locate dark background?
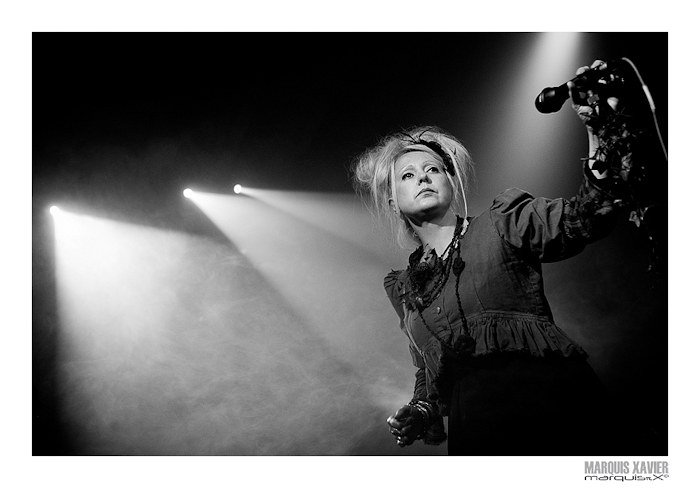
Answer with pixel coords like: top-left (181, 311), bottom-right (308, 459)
top-left (33, 33), bottom-right (667, 455)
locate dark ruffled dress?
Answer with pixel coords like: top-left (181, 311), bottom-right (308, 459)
top-left (384, 178), bottom-right (626, 455)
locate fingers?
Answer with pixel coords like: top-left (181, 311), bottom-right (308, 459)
top-left (387, 419), bottom-right (411, 446)
top-left (568, 80), bottom-right (594, 125)
top-left (390, 426), bottom-right (412, 442)
top-left (569, 60), bottom-right (610, 125)
top-left (387, 411), bottom-right (417, 447)
top-left (575, 65), bottom-right (590, 76)
top-left (567, 79), bottom-right (588, 107)
top-left (576, 60), bottom-right (605, 75)
top-left (568, 64), bottom-right (590, 107)
top-left (569, 59), bottom-right (607, 97)
top-left (393, 428), bottom-right (415, 447)
top-left (386, 406), bottom-right (413, 427)
top-left (397, 437), bottom-right (414, 447)
top-left (590, 59), bottom-right (605, 70)
top-left (393, 404), bottom-right (413, 420)
top-left (387, 414), bottom-right (413, 429)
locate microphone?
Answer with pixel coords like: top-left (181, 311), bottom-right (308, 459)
top-left (535, 60), bottom-right (619, 114)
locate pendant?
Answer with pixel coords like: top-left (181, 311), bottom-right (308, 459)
top-left (453, 334), bottom-right (476, 356)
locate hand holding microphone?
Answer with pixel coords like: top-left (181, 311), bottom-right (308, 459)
top-left (558, 60), bottom-right (626, 181)
top-left (535, 59), bottom-right (621, 114)
top-left (568, 60), bottom-right (621, 129)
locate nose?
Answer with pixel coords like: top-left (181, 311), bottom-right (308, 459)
top-left (417, 170), bottom-right (431, 184)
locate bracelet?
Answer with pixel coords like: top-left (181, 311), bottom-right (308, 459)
top-left (407, 399), bottom-right (438, 438)
top-left (408, 399), bottom-right (438, 421)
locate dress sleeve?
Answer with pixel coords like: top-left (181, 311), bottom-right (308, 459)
top-left (490, 174), bottom-right (618, 263)
top-left (412, 367), bottom-right (428, 400)
top-left (413, 368), bottom-right (448, 444)
top-left (384, 270), bottom-right (426, 369)
top-left (385, 269), bottom-right (447, 444)
top-left (383, 270), bottom-right (405, 321)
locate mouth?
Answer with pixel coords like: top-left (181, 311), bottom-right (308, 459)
top-left (416, 188), bottom-right (436, 197)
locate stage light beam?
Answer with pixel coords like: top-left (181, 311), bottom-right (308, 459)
top-left (233, 184), bottom-right (243, 194)
top-left (50, 207), bottom-right (397, 455)
top-left (183, 188), bottom-right (194, 199)
top-left (50, 205), bottom-right (60, 216)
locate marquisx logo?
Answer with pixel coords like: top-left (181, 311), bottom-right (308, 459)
top-left (584, 461), bottom-right (670, 481)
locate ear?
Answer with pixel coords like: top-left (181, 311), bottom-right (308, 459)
top-left (388, 198), bottom-right (400, 215)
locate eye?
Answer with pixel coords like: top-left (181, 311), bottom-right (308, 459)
top-left (427, 166), bottom-right (440, 173)
top-left (401, 172), bottom-right (414, 180)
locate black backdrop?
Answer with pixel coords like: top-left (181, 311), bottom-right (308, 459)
top-left (33, 32), bottom-right (668, 455)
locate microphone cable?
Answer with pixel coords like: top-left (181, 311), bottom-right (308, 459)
top-left (618, 57), bottom-right (668, 162)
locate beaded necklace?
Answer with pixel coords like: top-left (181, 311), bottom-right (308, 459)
top-left (406, 216), bottom-right (464, 308)
top-left (405, 216), bottom-right (476, 357)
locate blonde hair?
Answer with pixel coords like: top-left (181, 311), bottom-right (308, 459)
top-left (352, 126), bottom-right (475, 249)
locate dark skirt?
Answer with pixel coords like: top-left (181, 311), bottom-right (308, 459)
top-left (441, 352), bottom-right (631, 456)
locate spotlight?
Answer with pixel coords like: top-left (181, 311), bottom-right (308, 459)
top-left (183, 188), bottom-right (193, 199)
top-left (233, 184), bottom-right (243, 194)
top-left (50, 205), bottom-right (60, 216)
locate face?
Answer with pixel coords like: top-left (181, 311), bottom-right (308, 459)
top-left (393, 151), bottom-right (453, 222)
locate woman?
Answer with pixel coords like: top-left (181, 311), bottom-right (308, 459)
top-left (352, 61), bottom-right (630, 455)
